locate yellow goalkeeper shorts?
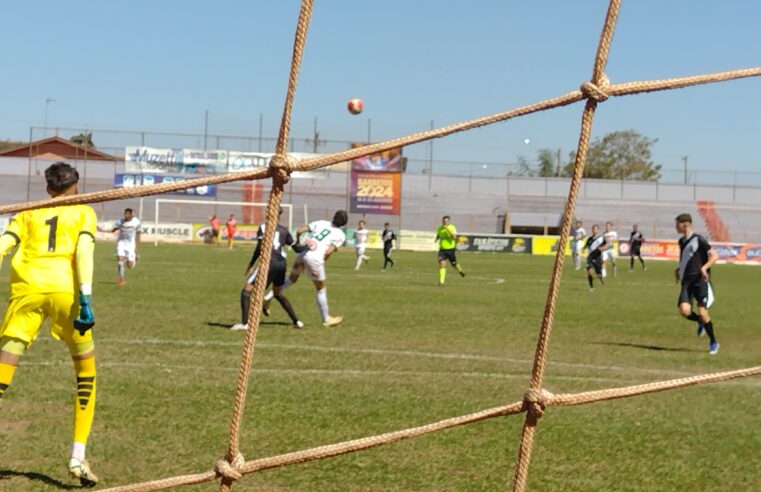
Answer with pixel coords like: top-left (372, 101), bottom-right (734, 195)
top-left (1, 293), bottom-right (93, 352)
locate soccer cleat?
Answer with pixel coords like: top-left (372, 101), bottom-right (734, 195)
top-left (262, 299), bottom-right (271, 317)
top-left (230, 323), bottom-right (248, 331)
top-left (69, 458), bottom-right (99, 487)
top-left (697, 322), bottom-right (705, 337)
top-left (293, 320), bottom-right (305, 329)
top-left (459, 270), bottom-right (465, 277)
top-left (116, 278), bottom-right (125, 286)
top-left (709, 341), bottom-right (719, 355)
top-left (322, 316), bottom-right (343, 328)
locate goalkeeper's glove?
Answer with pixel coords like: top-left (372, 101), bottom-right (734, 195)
top-left (74, 293), bottom-right (95, 335)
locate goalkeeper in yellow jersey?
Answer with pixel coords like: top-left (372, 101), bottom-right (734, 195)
top-left (0, 162), bottom-right (99, 486)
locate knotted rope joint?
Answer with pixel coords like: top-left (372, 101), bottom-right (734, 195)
top-left (214, 453), bottom-right (245, 481)
top-left (580, 74), bottom-right (610, 102)
top-left (269, 154), bottom-right (293, 186)
top-left (522, 388), bottom-right (554, 419)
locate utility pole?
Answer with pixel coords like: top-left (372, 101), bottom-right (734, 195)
top-left (203, 110), bottom-right (209, 150)
top-left (556, 148), bottom-right (562, 177)
top-left (682, 155), bottom-right (688, 184)
top-left (312, 116), bottom-right (320, 153)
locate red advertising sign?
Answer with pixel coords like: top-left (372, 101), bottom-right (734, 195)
top-left (618, 240), bottom-right (761, 263)
top-left (350, 172), bottom-right (401, 215)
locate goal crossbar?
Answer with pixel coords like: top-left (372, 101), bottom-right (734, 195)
top-left (153, 199), bottom-right (293, 246)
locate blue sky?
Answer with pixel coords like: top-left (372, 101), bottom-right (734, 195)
top-left (1, 1), bottom-right (759, 181)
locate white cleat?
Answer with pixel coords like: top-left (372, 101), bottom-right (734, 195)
top-left (293, 320), bottom-right (305, 329)
top-left (322, 316), bottom-right (343, 328)
top-left (230, 323), bottom-right (248, 331)
top-left (69, 458), bottom-right (99, 487)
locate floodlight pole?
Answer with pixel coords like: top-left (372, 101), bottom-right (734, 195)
top-left (682, 155), bottom-right (688, 184)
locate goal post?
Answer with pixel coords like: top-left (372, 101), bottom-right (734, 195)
top-left (153, 199), bottom-right (293, 246)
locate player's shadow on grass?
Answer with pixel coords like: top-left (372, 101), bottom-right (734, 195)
top-left (0, 469), bottom-right (80, 490)
top-left (206, 321), bottom-right (292, 330)
top-left (593, 342), bottom-right (703, 353)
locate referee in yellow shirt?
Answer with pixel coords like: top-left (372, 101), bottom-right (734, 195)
top-left (435, 215), bottom-right (465, 285)
top-left (0, 162), bottom-right (99, 486)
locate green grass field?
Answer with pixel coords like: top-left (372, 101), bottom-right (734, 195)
top-left (1, 243), bottom-right (760, 491)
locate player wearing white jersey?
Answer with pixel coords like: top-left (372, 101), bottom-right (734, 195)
top-left (274, 210), bottom-right (348, 327)
top-left (353, 220), bottom-right (370, 270)
top-left (570, 220), bottom-right (586, 270)
top-left (601, 222), bottom-right (617, 278)
top-left (99, 208), bottom-right (141, 285)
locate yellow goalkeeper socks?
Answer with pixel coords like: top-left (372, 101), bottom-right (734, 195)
top-left (73, 356), bottom-right (96, 445)
top-left (0, 361), bottom-right (17, 399)
top-left (439, 267), bottom-right (446, 285)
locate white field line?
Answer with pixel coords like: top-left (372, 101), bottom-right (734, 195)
top-left (86, 337), bottom-right (733, 378)
top-left (21, 359), bottom-right (627, 384)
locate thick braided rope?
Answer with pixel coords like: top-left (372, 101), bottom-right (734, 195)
top-left (512, 1), bottom-right (622, 491)
top-left (98, 365), bottom-right (761, 492)
top-left (1, 67), bottom-right (760, 215)
top-left (218, 2), bottom-right (311, 491)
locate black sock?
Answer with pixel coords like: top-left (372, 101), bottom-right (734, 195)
top-left (640, 257), bottom-right (646, 268)
top-left (240, 290), bottom-right (251, 324)
top-left (703, 320), bottom-right (717, 343)
top-left (588, 275), bottom-right (593, 288)
top-left (274, 294), bottom-right (299, 324)
top-left (630, 257), bottom-right (634, 269)
top-left (598, 275), bottom-right (604, 285)
top-left (687, 312), bottom-right (700, 322)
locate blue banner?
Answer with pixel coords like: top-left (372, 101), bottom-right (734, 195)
top-left (114, 173), bottom-right (217, 197)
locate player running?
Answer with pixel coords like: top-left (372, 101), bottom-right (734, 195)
top-left (99, 208), bottom-right (141, 285)
top-left (435, 215), bottom-right (465, 285)
top-left (381, 222), bottom-right (396, 271)
top-left (628, 224), bottom-right (646, 271)
top-left (675, 213), bottom-right (720, 354)
top-left (583, 224), bottom-right (607, 291)
top-left (233, 208), bottom-right (303, 330)
top-left (353, 220), bottom-right (370, 270)
top-left (601, 221), bottom-right (618, 278)
top-left (273, 210), bottom-right (347, 327)
top-left (226, 214), bottom-right (237, 250)
top-left (0, 162), bottom-right (100, 486)
top-left (570, 220), bottom-right (586, 270)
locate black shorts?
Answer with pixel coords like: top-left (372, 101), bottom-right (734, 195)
top-left (438, 249), bottom-right (457, 264)
top-left (630, 245), bottom-right (641, 256)
top-left (586, 256), bottom-right (603, 274)
top-left (268, 261), bottom-right (287, 287)
top-left (678, 280), bottom-right (714, 308)
top-left (384, 243), bottom-right (393, 256)
top-left (248, 260), bottom-right (287, 288)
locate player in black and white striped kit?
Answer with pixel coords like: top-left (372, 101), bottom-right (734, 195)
top-left (583, 224), bottom-right (607, 291)
top-left (628, 224), bottom-right (646, 271)
top-left (381, 222), bottom-right (396, 271)
top-left (232, 208), bottom-right (303, 330)
top-left (675, 213), bottom-right (720, 354)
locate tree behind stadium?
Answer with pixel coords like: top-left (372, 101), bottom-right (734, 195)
top-left (563, 130), bottom-right (662, 181)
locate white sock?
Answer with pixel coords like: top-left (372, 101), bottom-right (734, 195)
top-left (264, 290), bottom-right (274, 301)
top-left (602, 267), bottom-right (607, 278)
top-left (355, 256), bottom-right (363, 269)
top-left (117, 261), bottom-right (125, 279)
top-left (316, 288), bottom-right (329, 321)
top-left (71, 441), bottom-right (86, 462)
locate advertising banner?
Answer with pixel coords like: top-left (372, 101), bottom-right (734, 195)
top-left (350, 143), bottom-right (404, 173)
top-left (344, 227), bottom-right (383, 249)
top-left (114, 173), bottom-right (217, 197)
top-left (455, 234), bottom-right (532, 253)
top-left (192, 223), bottom-right (260, 242)
top-left (95, 221), bottom-right (193, 243)
top-left (227, 151), bottom-right (326, 179)
top-left (618, 240), bottom-right (761, 263)
top-left (532, 236), bottom-right (572, 256)
top-left (350, 172), bottom-right (401, 215)
top-left (125, 147), bottom-right (228, 174)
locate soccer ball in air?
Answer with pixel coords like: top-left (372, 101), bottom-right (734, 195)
top-left (347, 98), bottom-right (363, 115)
